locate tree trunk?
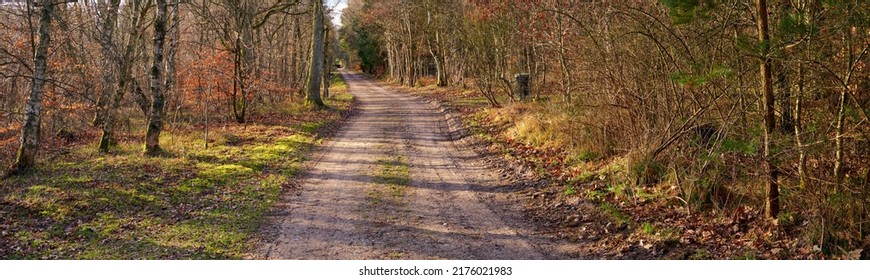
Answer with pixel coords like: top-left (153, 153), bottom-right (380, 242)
top-left (834, 89), bottom-right (847, 188)
top-left (306, 0), bottom-right (325, 107)
top-left (756, 0), bottom-right (779, 219)
top-left (298, 15), bottom-right (311, 97)
top-left (96, 0), bottom-right (121, 151)
top-left (145, 0), bottom-right (168, 156)
top-left (404, 12), bottom-right (415, 87)
top-left (425, 10), bottom-right (447, 87)
top-left (232, 37), bottom-right (248, 123)
top-left (234, 1), bottom-right (254, 123)
top-left (132, 78), bottom-right (150, 117)
top-left (777, 61), bottom-right (794, 133)
top-left (834, 26), bottom-right (856, 189)
top-left (795, 62), bottom-right (807, 189)
top-left (387, 37), bottom-right (398, 80)
top-left (433, 50), bottom-right (446, 87)
top-left (8, 0), bottom-right (54, 175)
top-left (99, 0), bottom-right (144, 153)
top-left (556, 14), bottom-right (573, 104)
top-left (322, 23), bottom-right (331, 99)
top-left (164, 0), bottom-right (180, 115)
top-left (795, 0), bottom-right (812, 190)
top-left (289, 16), bottom-right (301, 88)
top-left (93, 0), bottom-right (121, 127)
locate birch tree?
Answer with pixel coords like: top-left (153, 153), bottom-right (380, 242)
top-left (144, 0), bottom-right (169, 155)
top-left (6, 0), bottom-right (60, 176)
top-left (98, 0), bottom-right (148, 153)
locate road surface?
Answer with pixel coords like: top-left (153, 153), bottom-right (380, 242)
top-left (257, 72), bottom-right (572, 259)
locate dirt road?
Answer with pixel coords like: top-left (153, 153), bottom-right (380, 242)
top-left (256, 72), bottom-right (572, 259)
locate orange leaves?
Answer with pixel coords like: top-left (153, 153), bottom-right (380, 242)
top-left (466, 0), bottom-right (512, 23)
top-left (179, 49), bottom-right (233, 99)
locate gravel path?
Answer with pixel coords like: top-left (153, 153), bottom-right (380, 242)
top-left (256, 72), bottom-right (571, 259)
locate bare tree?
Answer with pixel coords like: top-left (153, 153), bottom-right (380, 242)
top-left (98, 0), bottom-right (149, 153)
top-left (92, 0), bottom-right (120, 127)
top-left (144, 0), bottom-right (169, 155)
top-left (306, 0), bottom-right (325, 107)
top-left (756, 0), bottom-right (779, 219)
top-left (6, 0), bottom-right (60, 176)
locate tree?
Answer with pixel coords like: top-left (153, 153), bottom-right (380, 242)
top-left (306, 0), bottom-right (325, 107)
top-left (189, 0), bottom-right (302, 122)
top-left (322, 18), bottom-right (332, 99)
top-left (164, 0), bottom-right (181, 116)
top-left (756, 0), bottom-right (779, 219)
top-left (92, 0), bottom-right (120, 127)
top-left (144, 0), bottom-right (169, 155)
top-left (423, 0), bottom-right (449, 87)
top-left (6, 0), bottom-right (60, 176)
top-left (98, 0), bottom-right (148, 153)
top-left (95, 0), bottom-right (121, 151)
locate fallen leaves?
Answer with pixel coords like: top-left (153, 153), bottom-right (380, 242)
top-left (398, 82), bottom-right (838, 260)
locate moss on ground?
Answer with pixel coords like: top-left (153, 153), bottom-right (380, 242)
top-left (0, 80), bottom-right (354, 259)
top-left (366, 155), bottom-right (410, 207)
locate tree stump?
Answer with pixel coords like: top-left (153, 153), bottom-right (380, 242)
top-left (515, 73), bottom-right (530, 101)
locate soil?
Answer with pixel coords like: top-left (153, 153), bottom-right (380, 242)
top-left (254, 72), bottom-right (579, 259)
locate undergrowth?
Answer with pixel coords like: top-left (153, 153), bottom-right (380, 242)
top-left (0, 76), bottom-right (354, 259)
top-left (395, 77), bottom-right (868, 260)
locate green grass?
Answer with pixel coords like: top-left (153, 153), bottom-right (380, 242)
top-left (1, 95), bottom-right (354, 259)
top-left (690, 248), bottom-right (712, 260)
top-left (374, 156), bottom-right (410, 199)
top-left (599, 202), bottom-right (631, 228)
top-left (639, 222), bottom-right (679, 245)
top-left (367, 155), bottom-right (410, 207)
top-left (720, 137), bottom-right (758, 156)
top-left (564, 185), bottom-right (577, 196)
top-left (454, 96), bottom-right (489, 106)
top-left (329, 72), bottom-right (348, 89)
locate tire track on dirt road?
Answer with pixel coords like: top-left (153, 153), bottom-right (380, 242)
top-left (256, 72), bottom-right (574, 259)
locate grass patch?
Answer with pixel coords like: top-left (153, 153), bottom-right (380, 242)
top-left (1, 96), bottom-right (353, 259)
top-left (374, 156), bottom-right (411, 188)
top-left (373, 156), bottom-right (410, 199)
top-left (599, 202), bottom-right (631, 228)
top-left (564, 185), bottom-right (577, 196)
top-left (690, 248), bottom-right (712, 260)
top-left (454, 96), bottom-right (489, 106)
top-left (639, 222), bottom-right (680, 245)
top-left (367, 155), bottom-right (410, 207)
top-left (329, 72), bottom-right (348, 89)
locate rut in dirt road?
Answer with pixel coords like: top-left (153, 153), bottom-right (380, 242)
top-left (257, 72), bottom-right (571, 259)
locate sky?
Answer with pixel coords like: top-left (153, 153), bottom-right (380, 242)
top-left (326, 0), bottom-right (348, 27)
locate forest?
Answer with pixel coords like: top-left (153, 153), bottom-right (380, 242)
top-left (1, 0), bottom-right (347, 258)
top-left (0, 0), bottom-right (868, 260)
top-left (338, 0), bottom-right (868, 258)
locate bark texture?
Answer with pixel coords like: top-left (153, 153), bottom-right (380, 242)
top-left (756, 0), bottom-right (779, 219)
top-left (145, 0), bottom-right (169, 155)
top-left (8, 0), bottom-right (54, 175)
top-left (92, 0), bottom-right (121, 127)
top-left (306, 0), bottom-right (325, 107)
top-left (99, 0), bottom-right (145, 153)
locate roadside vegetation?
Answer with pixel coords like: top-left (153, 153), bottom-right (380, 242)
top-left (1, 0), bottom-right (349, 259)
top-left (341, 0), bottom-right (868, 259)
top-left (389, 77), bottom-right (864, 260)
top-left (0, 75), bottom-right (353, 259)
